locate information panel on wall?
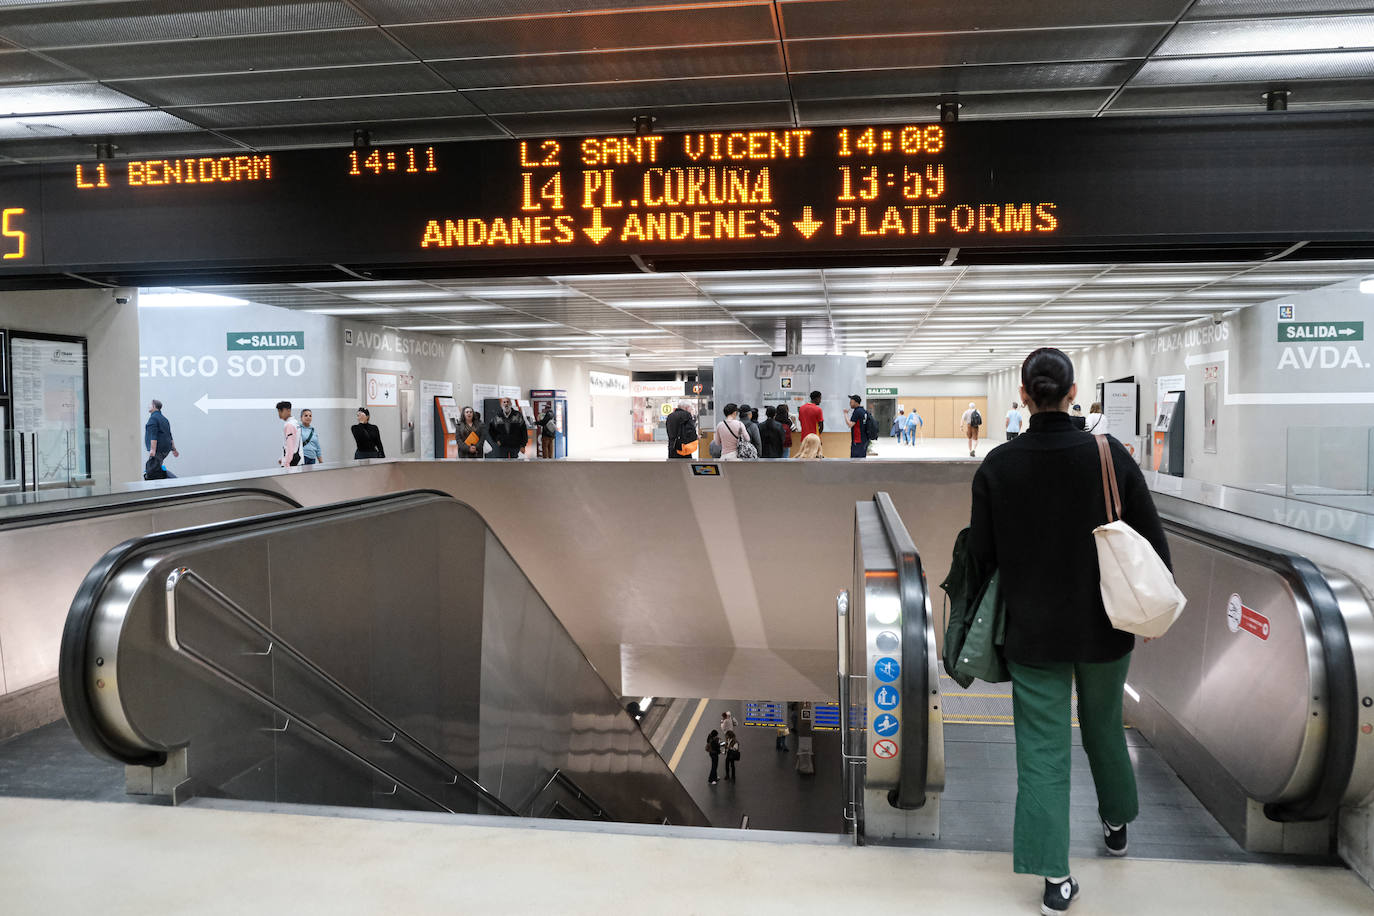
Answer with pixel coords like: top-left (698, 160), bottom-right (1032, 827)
top-left (0, 113), bottom-right (1371, 279)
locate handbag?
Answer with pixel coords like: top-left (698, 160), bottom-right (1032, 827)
top-left (709, 436), bottom-right (722, 459)
top-left (732, 421), bottom-right (759, 460)
top-left (1094, 435), bottom-right (1187, 638)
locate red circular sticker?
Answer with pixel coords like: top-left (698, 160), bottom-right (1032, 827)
top-left (873, 739), bottom-right (899, 759)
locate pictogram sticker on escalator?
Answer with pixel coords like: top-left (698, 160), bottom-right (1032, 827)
top-left (873, 739), bottom-right (898, 759)
top-left (1226, 593), bottom-right (1270, 641)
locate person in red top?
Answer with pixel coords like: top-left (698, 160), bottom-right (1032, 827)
top-left (798, 390), bottom-right (824, 442)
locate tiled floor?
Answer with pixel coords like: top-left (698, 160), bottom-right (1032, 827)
top-left (3, 794), bottom-right (1371, 915)
top-left (0, 720), bottom-right (129, 804)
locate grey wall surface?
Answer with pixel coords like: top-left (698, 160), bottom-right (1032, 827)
top-left (864, 375), bottom-right (989, 397)
top-left (989, 280), bottom-right (1374, 491)
top-left (0, 287), bottom-right (140, 485)
top-left (138, 300), bottom-right (632, 479)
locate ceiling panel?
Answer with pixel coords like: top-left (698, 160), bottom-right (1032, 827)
top-left (357, 0), bottom-right (722, 21)
top-left (0, 48), bottom-right (80, 85)
top-left (1158, 14), bottom-right (1374, 56)
top-left (798, 89), bottom-right (1113, 123)
top-left (42, 29), bottom-right (413, 80)
top-left (786, 26), bottom-right (1166, 73)
top-left (778, 0), bottom-right (1191, 40)
top-left (1184, 1), bottom-right (1374, 20)
top-left (220, 116), bottom-right (502, 150)
top-left (791, 61), bottom-right (1136, 100)
top-left (468, 74), bottom-right (790, 114)
top-left (492, 100), bottom-right (793, 136)
top-left (0, 107), bottom-right (200, 139)
top-left (429, 43), bottom-right (783, 90)
top-left (1132, 49), bottom-right (1374, 84)
top-left (1108, 79), bottom-right (1374, 113)
top-left (172, 91), bottom-right (479, 129)
top-left (0, 1), bottom-right (371, 49)
top-left (0, 128), bottom-right (241, 163)
top-left (389, 5), bottom-right (778, 59)
top-left (112, 63), bottom-right (453, 108)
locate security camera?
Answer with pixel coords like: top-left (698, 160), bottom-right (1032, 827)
top-left (115, 296), bottom-right (129, 305)
top-left (1212, 314), bottom-right (1223, 326)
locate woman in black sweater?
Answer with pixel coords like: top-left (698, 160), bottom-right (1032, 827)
top-left (350, 407), bottom-right (385, 460)
top-left (967, 348), bottom-right (1170, 915)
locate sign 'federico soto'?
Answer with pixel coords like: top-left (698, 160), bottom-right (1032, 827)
top-left (0, 113), bottom-right (1370, 278)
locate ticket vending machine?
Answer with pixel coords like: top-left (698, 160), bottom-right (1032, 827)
top-left (529, 389), bottom-right (568, 459)
top-left (433, 395), bottom-right (460, 458)
top-left (1154, 390), bottom-right (1185, 477)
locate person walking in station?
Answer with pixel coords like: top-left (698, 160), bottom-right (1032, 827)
top-left (350, 407), bottom-right (385, 460)
top-left (705, 729), bottom-right (721, 786)
top-left (798, 390), bottom-right (824, 441)
top-left (967, 347), bottom-right (1171, 915)
top-left (760, 405), bottom-right (785, 458)
top-left (276, 400), bottom-right (301, 467)
top-left (713, 405), bottom-right (753, 460)
top-left (961, 401), bottom-right (983, 456)
top-left (143, 399), bottom-right (179, 480)
top-left (665, 399), bottom-right (697, 460)
top-left (775, 403), bottom-right (798, 457)
top-left (456, 406), bottom-right (484, 459)
top-left (1005, 401), bottom-right (1024, 441)
top-left (299, 408), bottom-right (322, 465)
top-left (487, 396), bottom-right (528, 459)
top-left (1085, 402), bottom-right (1105, 434)
top-left (719, 710), bottom-right (738, 736)
top-left (723, 730), bottom-right (740, 782)
top-left (795, 433), bottom-right (824, 459)
top-left (845, 394), bottom-right (872, 459)
top-left (905, 407), bottom-right (921, 446)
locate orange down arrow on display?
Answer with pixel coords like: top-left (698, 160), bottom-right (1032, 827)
top-left (794, 206), bottom-right (823, 239)
top-left (583, 208), bottom-right (613, 244)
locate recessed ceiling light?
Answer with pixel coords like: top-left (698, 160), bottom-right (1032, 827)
top-left (138, 290), bottom-right (247, 308)
top-left (717, 297), bottom-right (825, 307)
top-left (731, 309), bottom-right (827, 317)
top-left (609, 299), bottom-right (712, 309)
top-left (399, 304), bottom-right (497, 313)
top-left (452, 288), bottom-right (575, 298)
top-left (307, 307), bottom-right (399, 315)
top-left (654, 319), bottom-right (739, 326)
top-left (341, 289), bottom-right (456, 301)
top-left (474, 322), bottom-right (556, 329)
top-left (395, 324), bottom-right (468, 331)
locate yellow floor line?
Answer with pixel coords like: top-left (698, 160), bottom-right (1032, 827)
top-left (668, 698), bottom-right (710, 773)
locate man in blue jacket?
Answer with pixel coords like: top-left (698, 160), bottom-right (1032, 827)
top-left (144, 399), bottom-right (179, 479)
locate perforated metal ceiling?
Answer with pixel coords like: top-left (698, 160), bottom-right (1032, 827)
top-left (182, 258), bottom-right (1374, 375)
top-left (0, 0), bottom-right (1370, 162)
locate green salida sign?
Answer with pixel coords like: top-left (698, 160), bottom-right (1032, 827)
top-left (227, 331), bottom-right (305, 351)
top-left (866, 387), bottom-right (899, 397)
top-left (1277, 321), bottom-right (1362, 342)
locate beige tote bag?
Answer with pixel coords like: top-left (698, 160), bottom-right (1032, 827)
top-left (1094, 436), bottom-right (1187, 638)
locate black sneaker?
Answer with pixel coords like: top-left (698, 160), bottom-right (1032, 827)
top-left (1102, 818), bottom-right (1128, 856)
top-left (1041, 877), bottom-right (1079, 915)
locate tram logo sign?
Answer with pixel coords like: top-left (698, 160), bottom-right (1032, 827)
top-left (754, 361), bottom-right (816, 380)
top-left (227, 331), bottom-right (304, 351)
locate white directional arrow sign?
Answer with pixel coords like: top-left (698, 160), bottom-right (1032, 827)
top-left (194, 394), bottom-right (359, 414)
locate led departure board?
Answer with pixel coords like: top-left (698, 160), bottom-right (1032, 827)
top-left (0, 113), bottom-right (1371, 281)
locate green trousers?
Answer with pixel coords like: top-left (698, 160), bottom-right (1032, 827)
top-left (1008, 653), bottom-right (1138, 877)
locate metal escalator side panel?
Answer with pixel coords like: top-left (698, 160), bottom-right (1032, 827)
top-left (1139, 519), bottom-right (1359, 822)
top-left (1325, 569), bottom-right (1374, 808)
top-left (923, 580), bottom-right (946, 795)
top-left (1265, 555), bottom-right (1359, 823)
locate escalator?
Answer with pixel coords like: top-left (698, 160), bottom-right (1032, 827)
top-left (0, 486), bottom-right (302, 733)
top-left (58, 490), bottom-right (708, 827)
top-left (840, 490), bottom-right (1374, 858)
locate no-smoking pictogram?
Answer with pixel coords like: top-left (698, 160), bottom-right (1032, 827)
top-left (873, 739), bottom-right (899, 759)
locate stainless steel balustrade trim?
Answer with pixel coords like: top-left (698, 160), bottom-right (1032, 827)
top-left (528, 769), bottom-right (611, 821)
top-left (165, 566), bottom-right (517, 817)
top-left (0, 486), bottom-right (301, 530)
top-left (837, 589), bottom-right (865, 845)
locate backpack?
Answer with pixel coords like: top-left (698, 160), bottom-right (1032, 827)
top-left (863, 409), bottom-right (879, 441)
top-left (969, 409), bottom-right (982, 428)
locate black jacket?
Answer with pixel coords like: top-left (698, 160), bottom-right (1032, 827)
top-left (488, 409), bottom-right (527, 450)
top-left (664, 407), bottom-right (697, 459)
top-left (759, 418), bottom-right (785, 458)
top-left (967, 411), bottom-right (1171, 664)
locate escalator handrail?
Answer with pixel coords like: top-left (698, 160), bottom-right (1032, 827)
top-left (59, 490), bottom-right (451, 769)
top-left (872, 491), bottom-right (930, 809)
top-left (166, 566), bottom-right (518, 817)
top-left (1159, 516), bottom-right (1358, 822)
top-left (0, 486), bottom-right (302, 531)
